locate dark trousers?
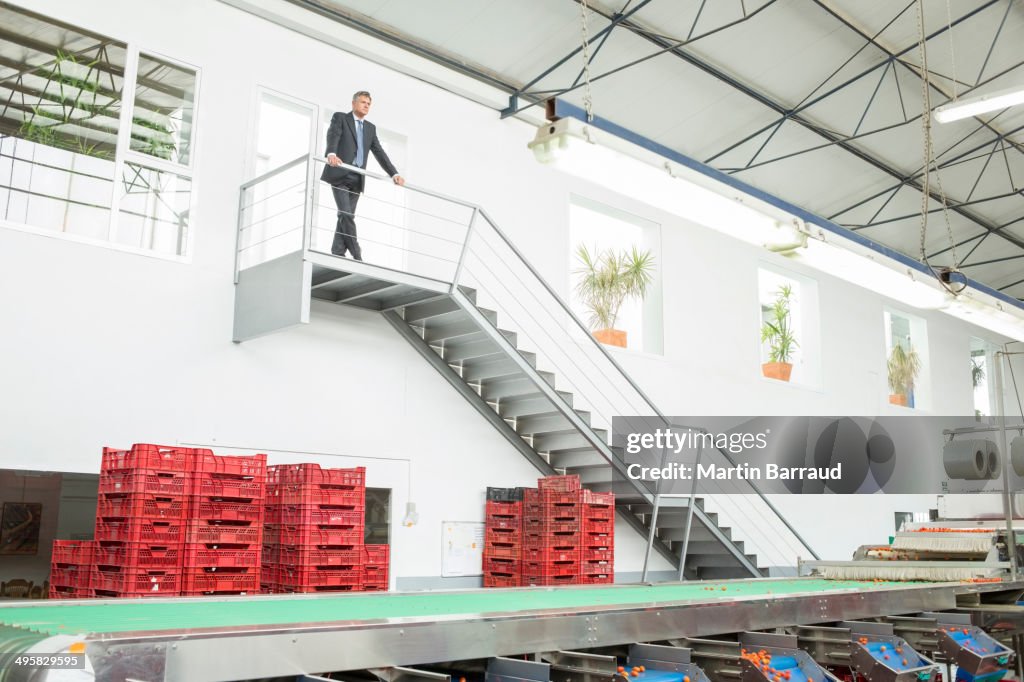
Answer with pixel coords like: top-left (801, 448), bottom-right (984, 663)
top-left (330, 179), bottom-right (363, 260)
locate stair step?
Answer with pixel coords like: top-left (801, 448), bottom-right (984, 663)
top-left (629, 500), bottom-right (699, 514)
top-left (516, 411), bottom-right (591, 435)
top-left (442, 340), bottom-right (503, 363)
top-left (402, 297), bottom-right (460, 324)
top-left (676, 540), bottom-right (745, 555)
top-left (533, 428), bottom-right (608, 454)
top-left (461, 356), bottom-right (533, 382)
top-left (547, 448), bottom-right (607, 470)
top-left (457, 285), bottom-right (477, 304)
top-left (498, 391), bottom-right (574, 419)
top-left (659, 526), bottom-right (721, 543)
top-left (422, 311), bottom-right (494, 343)
top-left (686, 553), bottom-right (757, 569)
top-left (481, 372), bottom-right (556, 401)
top-left (437, 328), bottom-right (517, 350)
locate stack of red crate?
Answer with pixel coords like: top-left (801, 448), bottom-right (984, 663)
top-left (522, 476), bottom-right (582, 586)
top-left (579, 489), bottom-right (615, 584)
top-left (482, 487), bottom-right (523, 587)
top-left (362, 544), bottom-right (389, 590)
top-left (182, 452), bottom-right (266, 596)
top-left (263, 464), bottom-right (366, 593)
top-left (260, 465), bottom-right (282, 593)
top-left (49, 540), bottom-right (94, 599)
top-left (91, 444), bottom-right (191, 598)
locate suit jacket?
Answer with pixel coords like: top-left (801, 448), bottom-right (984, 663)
top-left (320, 111), bottom-right (399, 191)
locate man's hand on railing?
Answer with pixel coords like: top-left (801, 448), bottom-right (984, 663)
top-left (393, 175), bottom-right (406, 186)
top-left (326, 153), bottom-right (341, 167)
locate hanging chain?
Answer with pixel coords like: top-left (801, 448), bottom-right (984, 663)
top-left (914, 0), bottom-right (960, 280)
top-left (579, 0), bottom-right (595, 122)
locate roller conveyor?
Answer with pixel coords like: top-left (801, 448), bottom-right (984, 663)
top-left (0, 578), bottom-right (1022, 682)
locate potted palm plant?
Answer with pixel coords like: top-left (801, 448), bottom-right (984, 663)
top-left (760, 285), bottom-right (798, 381)
top-left (887, 340), bottom-right (921, 406)
top-left (574, 244), bottom-right (655, 348)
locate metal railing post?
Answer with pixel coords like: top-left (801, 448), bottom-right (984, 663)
top-left (677, 444), bottom-right (703, 581)
top-left (450, 208), bottom-right (479, 291)
top-left (995, 349), bottom-right (1018, 580)
top-left (641, 445), bottom-right (669, 583)
top-left (233, 185), bottom-right (246, 284)
top-left (301, 154), bottom-right (316, 253)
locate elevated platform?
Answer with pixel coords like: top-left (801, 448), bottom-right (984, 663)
top-left (2, 578), bottom-right (1022, 681)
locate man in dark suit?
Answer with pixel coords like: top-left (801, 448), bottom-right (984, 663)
top-left (321, 91), bottom-right (405, 260)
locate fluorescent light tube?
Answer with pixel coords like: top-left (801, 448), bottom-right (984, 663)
top-left (934, 85), bottom-right (1024, 123)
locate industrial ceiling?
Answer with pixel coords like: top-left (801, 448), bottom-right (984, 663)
top-left (288, 0), bottom-right (1024, 301)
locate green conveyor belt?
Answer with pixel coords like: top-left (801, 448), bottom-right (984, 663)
top-left (0, 579), bottom-right (911, 637)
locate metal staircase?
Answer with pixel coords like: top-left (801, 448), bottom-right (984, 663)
top-left (233, 154), bottom-right (818, 579)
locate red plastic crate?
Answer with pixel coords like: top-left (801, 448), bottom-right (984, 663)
top-left (91, 567), bottom-right (179, 595)
top-left (524, 489), bottom-right (581, 506)
top-left (581, 532), bottom-right (614, 548)
top-left (485, 527), bottom-right (520, 543)
top-left (51, 540), bottom-right (94, 566)
top-left (362, 564), bottom-right (388, 579)
top-left (182, 568), bottom-right (260, 594)
top-left (264, 505), bottom-right (282, 524)
top-left (186, 521), bottom-right (262, 545)
top-left (582, 547), bottom-right (614, 562)
top-left (523, 531), bottom-right (580, 547)
top-left (483, 557), bottom-right (520, 574)
top-left (277, 524), bottom-right (362, 546)
top-left (260, 583), bottom-right (278, 594)
top-left (277, 545), bottom-right (362, 567)
top-left (279, 505), bottom-right (364, 527)
top-left (261, 544), bottom-right (281, 564)
top-left (581, 518), bottom-right (613, 534)
top-left (49, 584), bottom-right (81, 599)
top-left (273, 565), bottom-right (362, 587)
top-left (523, 560), bottom-right (579, 576)
top-left (101, 444), bottom-right (201, 472)
top-left (192, 452), bottom-right (267, 479)
top-left (523, 574), bottom-right (578, 586)
top-left (486, 515), bottom-right (522, 530)
top-left (94, 542), bottom-right (181, 569)
top-left (363, 544), bottom-right (389, 565)
top-left (275, 464), bottom-right (365, 488)
top-left (581, 573), bottom-right (613, 584)
top-left (537, 475), bottom-right (580, 492)
top-left (581, 559), bottom-right (614, 575)
top-left (98, 493), bottom-right (187, 521)
top-left (524, 518), bottom-right (581, 533)
top-left (99, 469), bottom-right (188, 497)
top-left (582, 490), bottom-right (614, 506)
top-left (581, 506), bottom-right (614, 522)
top-left (183, 545), bottom-right (261, 568)
top-left (485, 500), bottom-right (521, 516)
top-left (275, 485), bottom-right (364, 507)
top-left (523, 546), bottom-right (579, 563)
top-left (362, 582), bottom-right (388, 592)
top-left (95, 519), bottom-right (183, 544)
top-left (484, 572), bottom-right (520, 588)
top-left (190, 474), bottom-right (263, 500)
top-left (191, 499), bottom-right (265, 523)
top-left (276, 584), bottom-right (360, 594)
top-left (484, 542), bottom-right (520, 559)
top-left (50, 565), bottom-right (91, 588)
top-left (93, 589), bottom-right (173, 599)
top-left (263, 524), bottom-right (281, 545)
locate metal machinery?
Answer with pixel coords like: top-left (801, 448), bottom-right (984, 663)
top-left (3, 578), bottom-right (1024, 682)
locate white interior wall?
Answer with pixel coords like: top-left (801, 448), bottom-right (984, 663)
top-left (0, 0), bottom-right (1022, 585)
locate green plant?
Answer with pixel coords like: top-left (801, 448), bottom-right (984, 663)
top-left (573, 244), bottom-right (655, 331)
top-left (760, 285), bottom-right (798, 363)
top-left (971, 356), bottom-right (985, 389)
top-left (887, 340), bottom-right (921, 395)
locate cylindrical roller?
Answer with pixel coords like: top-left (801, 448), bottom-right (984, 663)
top-left (986, 445), bottom-right (1001, 480)
top-left (943, 440), bottom-right (994, 480)
top-left (1011, 436), bottom-right (1024, 477)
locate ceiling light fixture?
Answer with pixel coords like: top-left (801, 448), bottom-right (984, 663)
top-left (527, 110), bottom-right (1024, 341)
top-left (934, 85), bottom-right (1024, 123)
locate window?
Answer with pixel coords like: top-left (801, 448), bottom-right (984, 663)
top-left (757, 266), bottom-right (821, 388)
top-left (884, 310), bottom-right (929, 409)
top-left (568, 196), bottom-right (663, 354)
top-left (971, 338), bottom-right (997, 418)
top-left (0, 4), bottom-right (198, 257)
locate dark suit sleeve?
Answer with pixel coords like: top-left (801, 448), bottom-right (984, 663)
top-left (324, 113), bottom-right (344, 157)
top-left (369, 128), bottom-right (399, 177)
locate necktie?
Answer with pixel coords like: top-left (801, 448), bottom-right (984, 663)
top-left (354, 119), bottom-right (365, 167)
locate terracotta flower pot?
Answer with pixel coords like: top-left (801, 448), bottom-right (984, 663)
top-left (762, 362), bottom-right (793, 382)
top-left (889, 393), bottom-right (908, 406)
top-left (593, 328), bottom-right (627, 348)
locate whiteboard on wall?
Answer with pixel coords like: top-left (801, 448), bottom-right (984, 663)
top-left (441, 521), bottom-right (484, 577)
